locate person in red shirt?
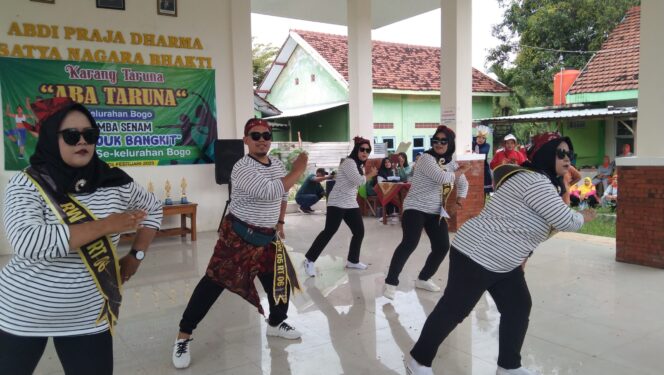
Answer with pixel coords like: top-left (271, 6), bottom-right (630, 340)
top-left (490, 134), bottom-right (527, 169)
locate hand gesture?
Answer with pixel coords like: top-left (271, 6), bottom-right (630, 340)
top-left (456, 163), bottom-right (471, 175)
top-left (581, 209), bottom-right (596, 223)
top-left (291, 152), bottom-right (308, 174)
top-left (119, 254), bottom-right (141, 283)
top-left (104, 210), bottom-right (147, 233)
top-left (276, 223), bottom-right (285, 239)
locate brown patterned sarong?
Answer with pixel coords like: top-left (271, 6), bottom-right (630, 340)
top-left (206, 215), bottom-right (278, 315)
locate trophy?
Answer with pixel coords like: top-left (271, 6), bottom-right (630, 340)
top-left (164, 180), bottom-right (173, 205)
top-left (180, 178), bottom-right (189, 204)
top-left (147, 181), bottom-right (154, 194)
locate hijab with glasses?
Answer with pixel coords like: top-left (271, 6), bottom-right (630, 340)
top-left (425, 125), bottom-right (456, 164)
top-left (524, 132), bottom-right (573, 196)
top-left (348, 136), bottom-right (371, 175)
top-left (29, 97), bottom-right (133, 202)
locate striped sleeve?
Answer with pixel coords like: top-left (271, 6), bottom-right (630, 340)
top-left (2, 173), bottom-right (70, 260)
top-left (449, 160), bottom-right (469, 198)
top-left (420, 155), bottom-right (455, 185)
top-left (523, 178), bottom-right (584, 232)
top-left (127, 182), bottom-right (163, 230)
top-left (340, 158), bottom-right (366, 186)
top-left (232, 159), bottom-right (286, 200)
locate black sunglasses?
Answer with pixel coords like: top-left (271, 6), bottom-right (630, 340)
top-left (249, 131), bottom-right (272, 141)
top-left (359, 147), bottom-right (371, 153)
top-left (58, 128), bottom-right (100, 146)
top-left (431, 137), bottom-right (449, 145)
top-left (556, 149), bottom-right (572, 160)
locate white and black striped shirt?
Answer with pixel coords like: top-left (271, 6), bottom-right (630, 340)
top-left (403, 153), bottom-right (468, 214)
top-left (327, 158), bottom-right (366, 209)
top-left (229, 155), bottom-right (287, 228)
top-left (452, 171), bottom-right (584, 272)
top-left (0, 172), bottom-right (162, 337)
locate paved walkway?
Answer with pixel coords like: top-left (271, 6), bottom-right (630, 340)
top-left (3, 212), bottom-right (662, 375)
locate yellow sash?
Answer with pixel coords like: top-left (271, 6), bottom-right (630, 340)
top-left (272, 237), bottom-right (301, 305)
top-left (24, 167), bottom-right (122, 334)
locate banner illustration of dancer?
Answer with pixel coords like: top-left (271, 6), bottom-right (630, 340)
top-left (4, 97), bottom-right (37, 160)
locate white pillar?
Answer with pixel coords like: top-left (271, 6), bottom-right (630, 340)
top-left (230, 0), bottom-right (255, 137)
top-left (347, 0), bottom-right (374, 142)
top-left (635, 0), bottom-right (664, 159)
top-left (440, 0), bottom-right (473, 155)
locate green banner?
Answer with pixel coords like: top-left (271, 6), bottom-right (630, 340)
top-left (0, 57), bottom-right (216, 170)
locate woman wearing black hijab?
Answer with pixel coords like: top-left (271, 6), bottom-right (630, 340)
top-left (405, 132), bottom-right (596, 375)
top-left (0, 98), bottom-right (162, 375)
top-left (303, 136), bottom-right (377, 277)
top-left (383, 125), bottom-right (469, 299)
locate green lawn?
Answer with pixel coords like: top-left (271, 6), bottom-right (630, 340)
top-left (576, 208), bottom-right (616, 238)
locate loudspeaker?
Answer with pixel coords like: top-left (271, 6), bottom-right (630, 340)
top-left (214, 139), bottom-right (245, 184)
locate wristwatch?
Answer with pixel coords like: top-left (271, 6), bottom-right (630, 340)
top-left (130, 249), bottom-right (145, 261)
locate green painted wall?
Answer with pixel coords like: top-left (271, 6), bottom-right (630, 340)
top-left (566, 90), bottom-right (638, 104)
top-left (373, 94), bottom-right (495, 153)
top-left (560, 119), bottom-right (605, 167)
top-left (265, 45), bottom-right (500, 150)
top-left (266, 47), bottom-right (347, 109)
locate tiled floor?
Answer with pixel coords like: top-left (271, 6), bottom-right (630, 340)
top-left (3, 212), bottom-right (663, 375)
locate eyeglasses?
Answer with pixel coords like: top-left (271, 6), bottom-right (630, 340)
top-left (431, 137), bottom-right (449, 145)
top-left (359, 147), bottom-right (371, 153)
top-left (58, 128), bottom-right (100, 146)
top-left (249, 131), bottom-right (272, 141)
top-left (556, 149), bottom-right (572, 160)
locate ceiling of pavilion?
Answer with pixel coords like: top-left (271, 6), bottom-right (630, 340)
top-left (251, 0), bottom-right (440, 28)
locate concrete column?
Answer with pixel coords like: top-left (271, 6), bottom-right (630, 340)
top-left (230, 0), bottom-right (255, 137)
top-left (616, 0), bottom-right (664, 269)
top-left (347, 0), bottom-right (374, 142)
top-left (440, 0), bottom-right (473, 155)
top-left (635, 0), bottom-right (663, 158)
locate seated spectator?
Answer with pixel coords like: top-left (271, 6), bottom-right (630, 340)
top-left (376, 157), bottom-right (400, 221)
top-left (411, 152), bottom-right (423, 173)
top-left (592, 155), bottom-right (614, 192)
top-left (490, 133), bottom-right (526, 169)
top-left (377, 157), bottom-right (400, 183)
top-left (570, 177), bottom-right (599, 208)
top-left (601, 174), bottom-right (618, 210)
top-left (619, 143), bottom-right (633, 157)
top-left (396, 152), bottom-right (412, 181)
top-left (295, 168), bottom-right (329, 213)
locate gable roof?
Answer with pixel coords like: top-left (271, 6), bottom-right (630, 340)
top-left (568, 6), bottom-right (640, 95)
top-left (258, 29), bottom-right (510, 96)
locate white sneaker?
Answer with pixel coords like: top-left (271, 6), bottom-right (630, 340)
top-left (405, 357), bottom-right (434, 375)
top-left (496, 366), bottom-right (539, 375)
top-left (266, 321), bottom-right (302, 340)
top-left (415, 279), bottom-right (441, 292)
top-left (345, 261), bottom-right (368, 270)
top-left (383, 284), bottom-right (397, 300)
top-left (303, 259), bottom-right (316, 277)
top-left (172, 337), bottom-right (193, 369)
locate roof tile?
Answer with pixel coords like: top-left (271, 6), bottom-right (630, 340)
top-left (568, 6), bottom-right (640, 94)
top-left (293, 30), bottom-right (510, 93)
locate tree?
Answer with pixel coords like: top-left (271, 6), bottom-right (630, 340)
top-left (252, 37), bottom-right (279, 87)
top-left (488, 0), bottom-right (640, 107)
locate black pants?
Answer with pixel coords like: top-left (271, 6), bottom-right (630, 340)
top-left (0, 329), bottom-right (113, 375)
top-left (305, 206), bottom-right (364, 263)
top-left (570, 195), bottom-right (598, 208)
top-left (385, 210), bottom-right (450, 286)
top-left (411, 248), bottom-right (531, 369)
top-left (179, 273), bottom-right (289, 334)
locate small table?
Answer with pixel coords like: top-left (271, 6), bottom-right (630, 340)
top-left (121, 203), bottom-right (197, 242)
top-left (374, 182), bottom-right (411, 224)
